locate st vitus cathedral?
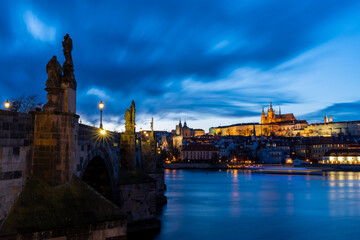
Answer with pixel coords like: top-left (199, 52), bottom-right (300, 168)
top-left (261, 101), bottom-right (296, 124)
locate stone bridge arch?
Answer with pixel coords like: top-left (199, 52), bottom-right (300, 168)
top-left (79, 146), bottom-right (117, 201)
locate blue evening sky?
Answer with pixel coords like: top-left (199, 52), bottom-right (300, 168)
top-left (1, 0), bottom-right (360, 132)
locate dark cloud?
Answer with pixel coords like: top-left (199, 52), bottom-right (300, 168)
top-left (1, 0), bottom-right (360, 128)
top-left (301, 101), bottom-right (360, 123)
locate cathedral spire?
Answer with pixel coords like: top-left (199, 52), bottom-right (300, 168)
top-left (270, 100), bottom-right (272, 109)
top-left (279, 106), bottom-right (281, 115)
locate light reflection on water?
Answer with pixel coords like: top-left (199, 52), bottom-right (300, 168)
top-left (149, 170), bottom-right (360, 240)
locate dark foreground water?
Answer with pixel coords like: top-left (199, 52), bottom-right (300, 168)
top-left (148, 169), bottom-right (360, 240)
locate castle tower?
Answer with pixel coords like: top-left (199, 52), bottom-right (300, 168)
top-left (175, 119), bottom-right (182, 135)
top-left (267, 101), bottom-right (275, 121)
top-left (173, 119), bottom-right (183, 151)
top-left (261, 107), bottom-right (266, 124)
top-left (179, 119), bottom-right (183, 135)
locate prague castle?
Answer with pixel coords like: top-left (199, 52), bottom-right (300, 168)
top-left (209, 101), bottom-right (360, 137)
top-left (261, 101), bottom-right (296, 124)
top-left (210, 102), bottom-right (307, 137)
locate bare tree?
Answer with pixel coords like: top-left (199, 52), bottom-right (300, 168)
top-left (10, 94), bottom-right (40, 113)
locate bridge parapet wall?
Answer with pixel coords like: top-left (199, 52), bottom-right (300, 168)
top-left (0, 110), bottom-right (34, 225)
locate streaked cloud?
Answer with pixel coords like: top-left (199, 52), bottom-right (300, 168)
top-left (1, 0), bottom-right (360, 131)
top-left (23, 11), bottom-right (56, 42)
top-left (86, 87), bottom-right (111, 101)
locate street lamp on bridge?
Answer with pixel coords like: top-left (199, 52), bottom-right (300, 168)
top-left (99, 101), bottom-right (106, 135)
top-left (99, 100), bottom-right (104, 128)
top-left (4, 100), bottom-right (10, 110)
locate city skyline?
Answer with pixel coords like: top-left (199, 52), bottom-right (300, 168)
top-left (1, 1), bottom-right (360, 131)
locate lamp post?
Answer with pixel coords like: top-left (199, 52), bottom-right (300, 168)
top-left (99, 100), bottom-right (104, 129)
top-left (4, 100), bottom-right (10, 110)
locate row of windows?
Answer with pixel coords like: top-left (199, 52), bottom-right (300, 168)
top-left (313, 144), bottom-right (345, 148)
top-left (182, 151), bottom-right (217, 159)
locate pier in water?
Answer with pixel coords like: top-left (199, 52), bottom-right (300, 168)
top-left (148, 169), bottom-right (360, 240)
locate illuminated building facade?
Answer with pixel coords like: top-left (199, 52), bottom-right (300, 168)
top-left (257, 143), bottom-right (290, 164)
top-left (294, 137), bottom-right (354, 161)
top-left (209, 103), bottom-right (307, 137)
top-left (209, 102), bottom-right (360, 137)
top-left (261, 102), bottom-right (296, 124)
top-left (322, 149), bottom-right (360, 164)
top-left (172, 120), bottom-right (205, 150)
top-left (302, 121), bottom-right (360, 137)
top-left (173, 120), bottom-right (183, 150)
top-left (181, 143), bottom-right (219, 162)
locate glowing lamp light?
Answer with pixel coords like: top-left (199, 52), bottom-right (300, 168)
top-left (4, 100), bottom-right (10, 109)
top-left (100, 128), bottom-right (106, 135)
top-left (99, 100), bottom-right (104, 110)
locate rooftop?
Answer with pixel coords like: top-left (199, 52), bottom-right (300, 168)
top-left (324, 149), bottom-right (360, 157)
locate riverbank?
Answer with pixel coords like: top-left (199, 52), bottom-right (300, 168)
top-left (164, 162), bottom-right (360, 174)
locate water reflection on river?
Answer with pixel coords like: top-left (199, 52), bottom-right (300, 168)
top-left (146, 170), bottom-right (360, 240)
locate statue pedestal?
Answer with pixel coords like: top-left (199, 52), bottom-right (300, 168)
top-left (43, 87), bottom-right (63, 112)
top-left (120, 133), bottom-right (136, 170)
top-left (32, 112), bottom-right (79, 186)
top-left (61, 82), bottom-right (76, 114)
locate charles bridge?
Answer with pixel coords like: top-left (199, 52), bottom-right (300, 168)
top-left (0, 34), bottom-right (165, 239)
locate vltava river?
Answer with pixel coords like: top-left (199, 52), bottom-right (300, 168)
top-left (150, 169), bottom-right (360, 240)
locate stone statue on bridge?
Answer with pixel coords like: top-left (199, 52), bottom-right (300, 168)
top-left (43, 34), bottom-right (77, 113)
top-left (62, 33), bottom-right (73, 65)
top-left (62, 33), bottom-right (76, 90)
top-left (150, 117), bottom-right (155, 142)
top-left (125, 100), bottom-right (136, 133)
top-left (121, 100), bottom-right (137, 169)
top-left (61, 34), bottom-right (77, 113)
top-left (45, 56), bottom-right (62, 88)
top-left (43, 56), bottom-right (63, 112)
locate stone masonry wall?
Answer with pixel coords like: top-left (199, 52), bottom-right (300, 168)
top-left (148, 171), bottom-right (167, 205)
top-left (141, 140), bottom-right (156, 172)
top-left (32, 112), bottom-right (79, 186)
top-left (0, 219), bottom-right (127, 240)
top-left (0, 110), bottom-right (34, 225)
top-left (117, 181), bottom-right (156, 223)
top-left (120, 134), bottom-right (136, 170)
